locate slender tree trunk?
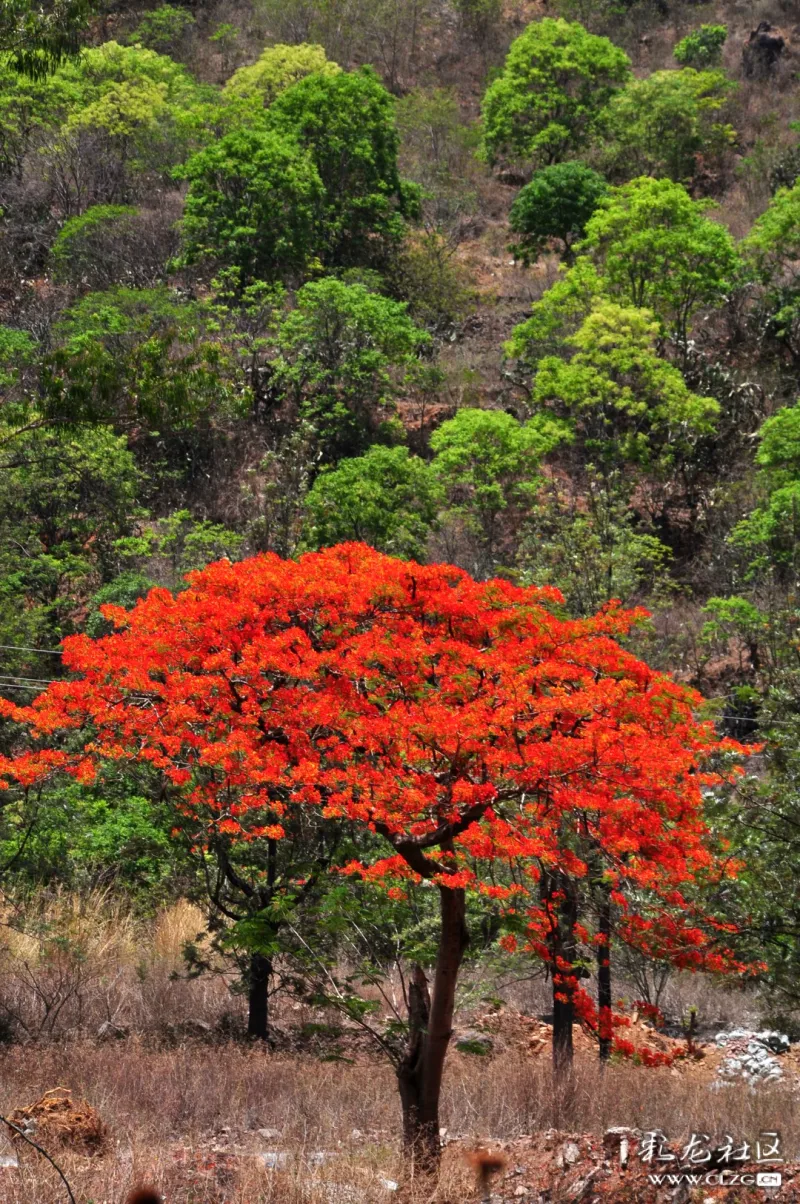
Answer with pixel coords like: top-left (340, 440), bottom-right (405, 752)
top-left (542, 870), bottom-right (578, 1078)
top-left (597, 886), bottom-right (612, 1063)
top-left (247, 951), bottom-right (272, 1041)
top-left (397, 884), bottom-right (467, 1171)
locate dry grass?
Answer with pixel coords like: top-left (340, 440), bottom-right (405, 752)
top-left (0, 894), bottom-right (782, 1201)
top-left (0, 895), bottom-right (237, 1044)
top-left (0, 1040), bottom-right (796, 1202)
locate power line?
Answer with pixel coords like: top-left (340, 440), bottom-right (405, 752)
top-left (0, 644), bottom-right (63, 654)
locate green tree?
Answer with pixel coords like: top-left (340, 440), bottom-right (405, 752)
top-left (273, 277), bottom-right (429, 460)
top-left (222, 42), bottom-right (339, 109)
top-left (729, 401), bottom-right (800, 581)
top-left (302, 445), bottom-right (440, 558)
top-left (0, 771), bottom-right (181, 900)
top-left (0, 0), bottom-right (96, 78)
top-left (579, 176), bottom-right (740, 349)
top-left (0, 324), bottom-right (36, 411)
top-left (113, 509), bottom-right (246, 589)
top-left (673, 25), bottom-right (727, 69)
top-left (429, 407), bottom-right (568, 575)
top-left (127, 5), bottom-right (195, 55)
top-left (266, 66), bottom-right (419, 267)
top-left (744, 180), bottom-right (800, 286)
top-left (528, 300), bottom-right (719, 472)
top-left (34, 41), bottom-right (210, 212)
top-left (604, 68), bottom-right (735, 183)
top-left (742, 181), bottom-right (800, 361)
top-left (509, 161), bottom-right (608, 264)
top-left (0, 424), bottom-right (142, 672)
top-left (480, 17), bottom-right (631, 169)
top-left (179, 128), bottom-right (324, 284)
top-left (42, 286), bottom-right (249, 430)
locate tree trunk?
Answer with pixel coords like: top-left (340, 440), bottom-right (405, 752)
top-left (542, 870), bottom-right (578, 1078)
top-left (247, 951), bottom-right (272, 1041)
top-left (597, 887), bottom-right (612, 1063)
top-left (397, 884), bottom-right (467, 1171)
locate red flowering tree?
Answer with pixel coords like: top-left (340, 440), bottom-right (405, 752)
top-left (0, 544), bottom-right (745, 1167)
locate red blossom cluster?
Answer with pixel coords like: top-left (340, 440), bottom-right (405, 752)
top-left (0, 544), bottom-right (757, 1034)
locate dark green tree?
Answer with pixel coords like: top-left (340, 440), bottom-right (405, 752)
top-left (429, 407), bottom-right (567, 576)
top-left (673, 25), bottom-right (727, 69)
top-left (509, 162), bottom-right (608, 264)
top-left (273, 277), bottom-right (429, 461)
top-left (266, 66), bottom-right (420, 267)
top-left (179, 129), bottom-right (324, 284)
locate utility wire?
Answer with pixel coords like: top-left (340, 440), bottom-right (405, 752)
top-left (0, 645), bottom-right (63, 654)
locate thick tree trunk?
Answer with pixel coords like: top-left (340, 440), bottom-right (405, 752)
top-left (597, 888), bottom-right (612, 1063)
top-left (247, 951), bottom-right (272, 1041)
top-left (397, 884), bottom-right (467, 1171)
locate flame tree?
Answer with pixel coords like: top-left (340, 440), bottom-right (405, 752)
top-left (0, 544), bottom-right (746, 1167)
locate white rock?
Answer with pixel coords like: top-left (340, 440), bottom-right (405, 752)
top-left (258, 1151), bottom-right (290, 1170)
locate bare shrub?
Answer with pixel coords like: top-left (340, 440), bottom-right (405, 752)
top-left (0, 894), bottom-right (241, 1043)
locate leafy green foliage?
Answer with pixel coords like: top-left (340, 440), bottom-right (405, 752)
top-left (509, 162), bottom-right (608, 264)
top-left (673, 25), bottom-right (727, 69)
top-left (179, 127), bottom-right (323, 283)
top-left (0, 0), bottom-right (96, 79)
top-left (266, 66), bottom-right (419, 268)
top-left (127, 5), bottom-right (195, 55)
top-left (480, 17), bottom-right (631, 168)
top-left (742, 181), bottom-right (800, 359)
top-left (303, 446), bottom-right (440, 557)
top-left (43, 286), bottom-right (248, 429)
top-left (429, 407), bottom-right (568, 573)
top-left (579, 176), bottom-right (741, 346)
top-left (756, 401), bottom-right (800, 477)
top-left (273, 277), bottom-right (429, 460)
top-left (529, 300), bottom-right (719, 471)
top-left (114, 508), bottom-right (246, 587)
top-left (222, 42), bottom-right (339, 108)
top-left (0, 324), bottom-right (36, 402)
top-left (48, 38), bottom-right (203, 112)
top-left (1, 776), bottom-right (179, 897)
top-left (16, 40), bottom-right (212, 209)
top-left (604, 68), bottom-right (735, 183)
top-left (729, 402), bottom-right (800, 577)
top-left (0, 424), bottom-right (141, 666)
